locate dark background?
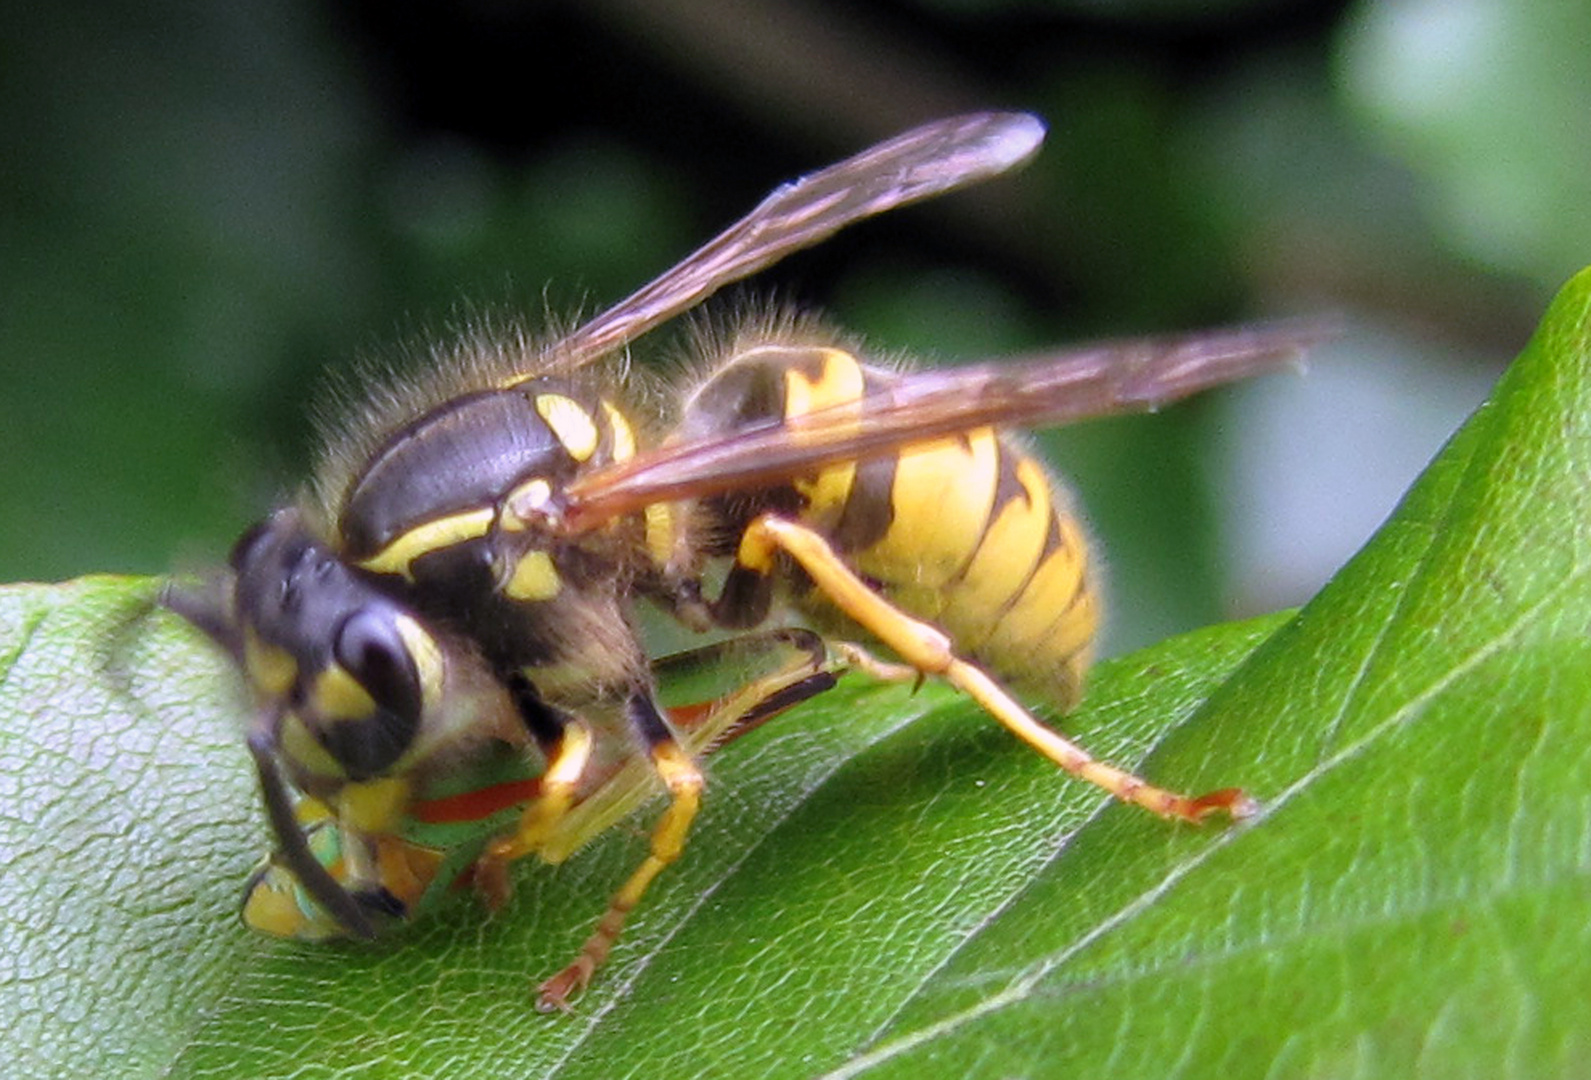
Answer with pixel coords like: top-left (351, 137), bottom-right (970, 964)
top-left (3, 0), bottom-right (1581, 651)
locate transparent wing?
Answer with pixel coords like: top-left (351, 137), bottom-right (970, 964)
top-left (531, 112), bottom-right (1046, 377)
top-left (559, 321), bottom-right (1331, 531)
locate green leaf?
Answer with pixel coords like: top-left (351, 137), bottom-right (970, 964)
top-left (6, 267), bottom-right (1591, 1078)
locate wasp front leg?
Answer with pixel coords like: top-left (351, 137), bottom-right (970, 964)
top-left (488, 680), bottom-right (595, 863)
top-left (736, 514), bottom-right (1255, 824)
top-left (536, 692), bottom-right (704, 1013)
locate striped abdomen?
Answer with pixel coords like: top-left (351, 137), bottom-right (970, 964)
top-left (682, 343), bottom-right (1100, 708)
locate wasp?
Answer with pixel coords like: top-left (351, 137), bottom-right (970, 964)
top-left (170, 112), bottom-right (1316, 1011)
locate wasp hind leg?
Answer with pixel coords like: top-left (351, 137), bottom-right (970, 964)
top-left (738, 515), bottom-right (1256, 824)
top-left (832, 640), bottom-right (921, 685)
top-left (536, 693), bottom-right (704, 1013)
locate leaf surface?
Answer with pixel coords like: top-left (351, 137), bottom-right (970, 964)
top-left (5, 268), bottom-right (1591, 1079)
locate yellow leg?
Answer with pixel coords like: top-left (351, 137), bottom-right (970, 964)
top-left (743, 515), bottom-right (1255, 824)
top-left (537, 738), bottom-right (703, 1013)
top-left (489, 720), bottom-right (594, 862)
top-left (833, 640), bottom-right (921, 684)
top-left (535, 634), bottom-right (836, 866)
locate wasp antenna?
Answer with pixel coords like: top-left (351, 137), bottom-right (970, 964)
top-left (161, 575), bottom-right (245, 662)
top-left (247, 728), bottom-right (377, 940)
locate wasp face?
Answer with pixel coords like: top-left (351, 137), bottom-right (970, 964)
top-left (227, 510), bottom-right (431, 784)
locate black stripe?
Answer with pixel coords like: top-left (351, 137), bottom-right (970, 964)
top-left (945, 439), bottom-right (1024, 587)
top-left (830, 453), bottom-right (897, 552)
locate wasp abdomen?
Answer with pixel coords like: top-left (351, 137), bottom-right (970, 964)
top-left (686, 343), bottom-right (1100, 709)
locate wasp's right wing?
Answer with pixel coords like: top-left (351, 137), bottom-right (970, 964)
top-left (559, 321), bottom-right (1329, 531)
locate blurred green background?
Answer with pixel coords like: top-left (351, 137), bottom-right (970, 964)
top-left (2, 0), bottom-right (1584, 653)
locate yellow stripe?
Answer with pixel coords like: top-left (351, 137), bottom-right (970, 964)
top-left (601, 400), bottom-right (637, 461)
top-left (504, 549), bottom-right (562, 601)
top-left (943, 454), bottom-right (1054, 649)
top-left (855, 429), bottom-right (999, 592)
top-left (784, 348), bottom-right (863, 527)
top-left (982, 515), bottom-right (1090, 663)
top-left (537, 394), bottom-right (600, 462)
top-left (356, 506), bottom-right (494, 578)
top-left (645, 502), bottom-right (676, 568)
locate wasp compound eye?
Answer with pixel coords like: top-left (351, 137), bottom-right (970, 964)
top-left (318, 609), bottom-right (425, 780)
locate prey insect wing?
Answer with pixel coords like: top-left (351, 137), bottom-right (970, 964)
top-left (541, 112), bottom-right (1045, 374)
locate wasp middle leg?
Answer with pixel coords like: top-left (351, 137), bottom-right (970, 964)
top-left (531, 633), bottom-right (839, 1011)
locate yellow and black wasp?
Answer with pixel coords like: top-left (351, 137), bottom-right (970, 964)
top-left (170, 112), bottom-right (1316, 1011)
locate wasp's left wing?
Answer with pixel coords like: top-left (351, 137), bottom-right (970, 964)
top-left (536, 112), bottom-right (1045, 376)
top-left (559, 321), bottom-right (1327, 531)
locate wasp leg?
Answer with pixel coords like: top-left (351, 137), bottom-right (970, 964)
top-left (537, 694), bottom-right (704, 1013)
top-left (739, 515), bottom-right (1255, 824)
top-left (534, 631), bottom-right (838, 870)
top-left (832, 640), bottom-right (921, 684)
top-left (667, 628), bottom-right (839, 752)
top-left (488, 687), bottom-right (594, 862)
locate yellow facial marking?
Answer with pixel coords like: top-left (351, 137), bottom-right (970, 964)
top-left (537, 394), bottom-right (600, 462)
top-left (279, 713), bottom-right (346, 779)
top-left (505, 549), bottom-right (562, 602)
top-left (243, 630), bottom-right (298, 699)
top-left (357, 507), bottom-right (494, 578)
top-left (392, 613), bottom-right (444, 713)
top-left (601, 400), bottom-right (636, 461)
top-left (311, 664), bottom-right (378, 722)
